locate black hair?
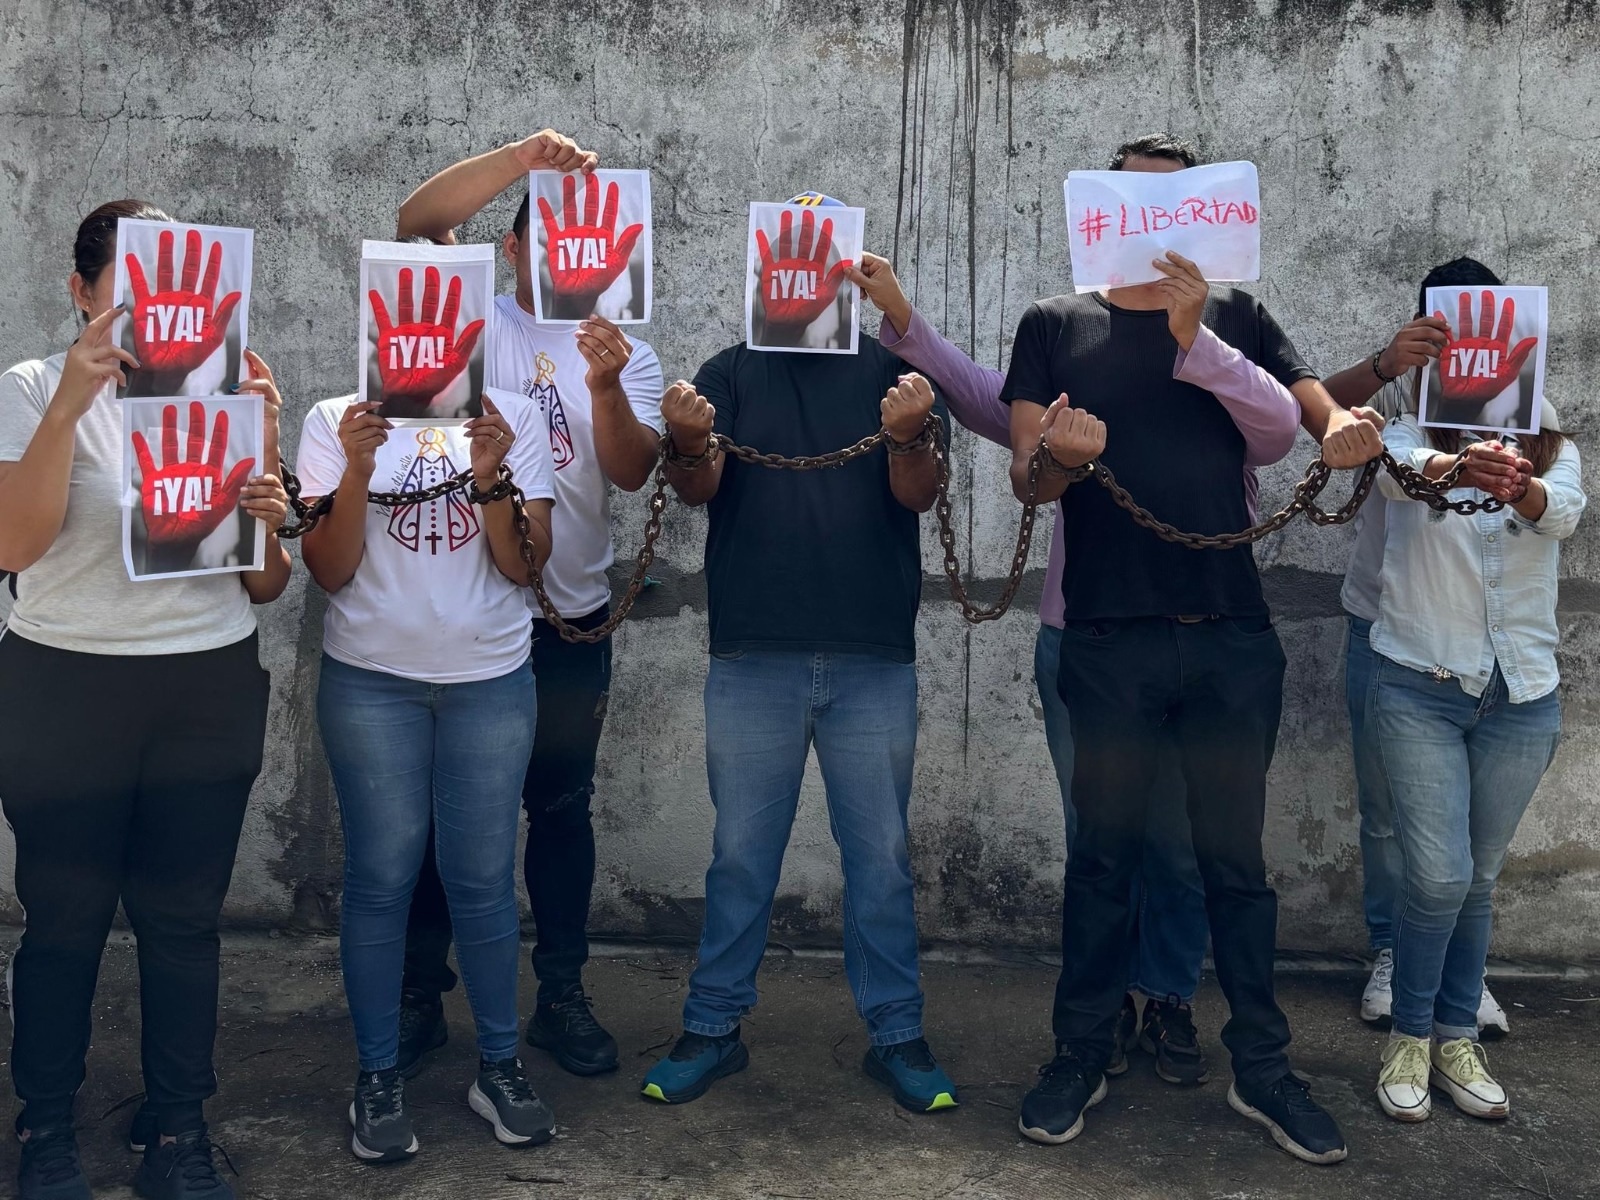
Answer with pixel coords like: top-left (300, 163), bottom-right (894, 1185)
top-left (74, 199), bottom-right (171, 285)
top-left (397, 234), bottom-right (440, 246)
top-left (513, 190), bottom-right (531, 238)
top-left (1416, 256), bottom-right (1500, 319)
top-left (1110, 134), bottom-right (1199, 171)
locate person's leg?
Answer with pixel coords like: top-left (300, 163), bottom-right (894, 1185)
top-left (401, 830), bottom-right (459, 999)
top-left (1032, 624), bottom-right (1075, 847)
top-left (1347, 616), bottom-right (1403, 955)
top-left (120, 636), bottom-right (269, 1138)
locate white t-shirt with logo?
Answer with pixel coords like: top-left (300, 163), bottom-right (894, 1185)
top-left (294, 387), bottom-right (555, 684)
top-left (488, 295), bottom-right (665, 619)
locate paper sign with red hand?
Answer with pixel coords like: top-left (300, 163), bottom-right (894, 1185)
top-left (122, 394), bottom-right (266, 580)
top-left (531, 169), bottom-right (652, 324)
top-left (745, 202), bottom-right (865, 355)
top-left (112, 219), bottom-right (253, 396)
top-left (358, 241), bottom-right (496, 421)
top-left (1418, 285), bottom-right (1547, 436)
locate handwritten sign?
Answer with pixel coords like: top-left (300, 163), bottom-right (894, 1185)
top-left (1064, 161), bottom-right (1261, 293)
top-left (1418, 285), bottom-right (1546, 435)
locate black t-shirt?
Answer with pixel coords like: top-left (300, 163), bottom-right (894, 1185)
top-left (696, 341), bottom-right (950, 663)
top-left (1001, 290), bottom-right (1316, 620)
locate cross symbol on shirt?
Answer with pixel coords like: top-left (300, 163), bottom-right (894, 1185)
top-left (425, 531), bottom-right (443, 554)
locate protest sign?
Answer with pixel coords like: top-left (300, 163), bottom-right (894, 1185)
top-left (1064, 161), bottom-right (1260, 292)
top-left (745, 202), bottom-right (863, 354)
top-left (360, 241), bottom-right (495, 422)
top-left (530, 169), bottom-right (652, 324)
top-left (1418, 286), bottom-right (1546, 435)
top-left (122, 395), bottom-right (265, 581)
top-left (113, 220), bottom-right (252, 397)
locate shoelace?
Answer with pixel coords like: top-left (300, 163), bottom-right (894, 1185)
top-left (483, 1059), bottom-right (540, 1108)
top-left (547, 992), bottom-right (605, 1039)
top-left (1381, 1039), bottom-right (1430, 1085)
top-left (1275, 1073), bottom-right (1323, 1115)
top-left (23, 1131), bottom-right (81, 1186)
top-left (1034, 1052), bottom-right (1091, 1095)
top-left (359, 1072), bottom-right (405, 1123)
top-left (883, 1038), bottom-right (937, 1071)
top-left (162, 1130), bottom-right (238, 1186)
top-left (668, 1032), bottom-right (727, 1062)
top-left (1153, 996), bottom-right (1199, 1049)
top-left (1444, 1040), bottom-right (1493, 1084)
top-left (1372, 952), bottom-right (1395, 987)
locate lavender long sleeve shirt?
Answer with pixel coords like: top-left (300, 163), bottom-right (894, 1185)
top-left (879, 310), bottom-right (1301, 628)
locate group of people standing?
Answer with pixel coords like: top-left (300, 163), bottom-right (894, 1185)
top-left (0, 127), bottom-right (1583, 1200)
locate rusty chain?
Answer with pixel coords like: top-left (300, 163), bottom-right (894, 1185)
top-left (274, 420), bottom-right (1505, 642)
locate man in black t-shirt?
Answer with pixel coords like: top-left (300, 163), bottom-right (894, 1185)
top-left (1004, 137), bottom-right (1378, 1166)
top-left (638, 193), bottom-right (959, 1117)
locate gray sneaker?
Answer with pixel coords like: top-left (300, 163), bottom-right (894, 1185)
top-left (468, 1057), bottom-right (555, 1147)
top-left (348, 1069), bottom-right (418, 1164)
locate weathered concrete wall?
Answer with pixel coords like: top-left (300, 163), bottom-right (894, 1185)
top-left (2, 0), bottom-right (1596, 961)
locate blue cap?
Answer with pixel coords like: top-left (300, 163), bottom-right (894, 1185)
top-left (787, 191), bottom-right (845, 207)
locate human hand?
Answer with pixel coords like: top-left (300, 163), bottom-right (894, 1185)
top-left (1377, 316), bottom-right (1450, 379)
top-left (574, 315), bottom-right (633, 390)
top-left (537, 174), bottom-right (643, 315)
top-left (240, 474), bottom-right (289, 528)
top-left (661, 381), bottom-right (715, 455)
top-left (1151, 251), bottom-right (1208, 351)
top-left (844, 252), bottom-right (912, 334)
top-left (1435, 291), bottom-right (1538, 405)
top-left (1041, 394), bottom-right (1105, 469)
top-left (337, 400), bottom-right (392, 483)
top-left (52, 305), bottom-right (139, 421)
top-left (1456, 440), bottom-right (1531, 501)
top-left (756, 208), bottom-right (852, 330)
top-left (125, 228), bottom-right (242, 382)
top-left (511, 129), bottom-right (599, 174)
top-left (369, 266), bottom-right (485, 412)
top-left (1321, 406), bottom-right (1386, 468)
top-left (465, 394), bottom-right (515, 487)
top-left (235, 348), bottom-right (282, 473)
top-left (881, 373), bottom-right (935, 444)
top-left (131, 401), bottom-right (256, 547)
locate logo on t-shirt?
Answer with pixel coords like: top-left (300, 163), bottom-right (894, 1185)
top-left (526, 351), bottom-right (575, 472)
top-left (386, 427), bottom-right (481, 554)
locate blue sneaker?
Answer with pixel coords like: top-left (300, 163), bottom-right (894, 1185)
top-left (641, 1030), bottom-right (749, 1104)
top-left (862, 1038), bottom-right (959, 1113)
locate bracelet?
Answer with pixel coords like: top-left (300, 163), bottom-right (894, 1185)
top-left (664, 439), bottom-right (720, 471)
top-left (1034, 443), bottom-right (1091, 482)
top-left (884, 425), bottom-right (935, 455)
top-left (1371, 350), bottom-right (1398, 384)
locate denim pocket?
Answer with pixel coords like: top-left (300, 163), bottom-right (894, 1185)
top-left (1060, 620), bottom-right (1119, 640)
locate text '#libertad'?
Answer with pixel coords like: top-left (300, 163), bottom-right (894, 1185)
top-left (1078, 198), bottom-right (1259, 247)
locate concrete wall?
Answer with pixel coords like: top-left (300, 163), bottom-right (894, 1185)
top-left (2, 0), bottom-right (1597, 961)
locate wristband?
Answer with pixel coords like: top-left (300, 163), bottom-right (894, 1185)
top-left (1371, 350), bottom-right (1398, 384)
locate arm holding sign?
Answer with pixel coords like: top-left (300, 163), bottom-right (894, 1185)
top-left (575, 316), bottom-right (663, 492)
top-left (1322, 317), bottom-right (1450, 410)
top-left (397, 131), bottom-right (598, 243)
top-left (235, 349), bottom-right (292, 603)
top-left (299, 401), bottom-right (391, 593)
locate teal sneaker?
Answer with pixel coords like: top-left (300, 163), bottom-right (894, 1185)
top-left (862, 1038), bottom-right (959, 1113)
top-left (641, 1030), bottom-right (749, 1104)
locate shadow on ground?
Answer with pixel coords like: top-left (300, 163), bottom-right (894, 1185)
top-left (0, 934), bottom-right (1595, 1199)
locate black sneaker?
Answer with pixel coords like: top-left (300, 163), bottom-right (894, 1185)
top-left (1017, 1050), bottom-right (1109, 1145)
top-left (1139, 995), bottom-right (1210, 1086)
top-left (396, 990), bottom-right (448, 1080)
top-left (133, 1125), bottom-right (237, 1199)
top-left (468, 1056), bottom-right (555, 1147)
top-left (861, 1038), bottom-right (959, 1113)
top-left (128, 1103), bottom-right (158, 1153)
top-left (525, 989), bottom-right (619, 1076)
top-left (1106, 993), bottom-right (1138, 1076)
top-left (348, 1069), bottom-right (418, 1164)
top-left (17, 1122), bottom-right (92, 1200)
top-left (1228, 1073), bottom-right (1348, 1165)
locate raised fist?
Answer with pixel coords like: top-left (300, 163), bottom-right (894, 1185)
top-left (662, 381), bottom-right (716, 455)
top-left (131, 401), bottom-right (255, 547)
top-left (1041, 395), bottom-right (1106, 469)
top-left (369, 266), bottom-right (485, 414)
top-left (1435, 290), bottom-right (1538, 406)
top-left (538, 173), bottom-right (643, 317)
top-left (756, 208), bottom-right (852, 330)
top-left (125, 228), bottom-right (242, 381)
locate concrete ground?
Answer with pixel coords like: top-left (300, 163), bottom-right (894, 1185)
top-left (0, 935), bottom-right (1595, 1200)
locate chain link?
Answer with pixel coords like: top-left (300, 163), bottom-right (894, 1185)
top-left (273, 421), bottom-right (1506, 642)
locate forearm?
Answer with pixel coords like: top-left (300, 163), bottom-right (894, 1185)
top-left (0, 411), bottom-right (77, 571)
top-left (1322, 357), bottom-right (1386, 411)
top-left (1512, 478), bottom-right (1548, 523)
top-left (888, 445), bottom-right (938, 513)
top-left (481, 497), bottom-right (542, 585)
top-left (1173, 325), bottom-right (1298, 466)
top-left (880, 310), bottom-right (1010, 446)
top-left (1293, 377), bottom-right (1344, 442)
top-left (665, 457), bottom-right (723, 507)
top-left (592, 383), bottom-right (661, 492)
top-left (397, 142), bottom-right (523, 241)
top-left (300, 471), bottom-right (371, 591)
top-left (242, 534), bottom-right (292, 603)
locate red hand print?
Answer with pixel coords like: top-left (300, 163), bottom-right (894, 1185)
top-left (125, 228), bottom-right (243, 377)
top-left (1435, 290), bottom-right (1539, 406)
top-left (131, 401), bottom-right (256, 547)
top-left (755, 209), bottom-right (852, 330)
top-left (368, 266), bottom-right (486, 410)
top-left (537, 174), bottom-right (644, 308)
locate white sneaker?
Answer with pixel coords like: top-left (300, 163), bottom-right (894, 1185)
top-left (1478, 977), bottom-right (1510, 1038)
top-left (1376, 1034), bottom-right (1432, 1121)
top-left (1360, 949), bottom-right (1394, 1026)
top-left (1432, 1037), bottom-right (1509, 1119)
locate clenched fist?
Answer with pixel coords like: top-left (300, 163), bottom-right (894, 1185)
top-left (662, 381), bottom-right (715, 455)
top-left (881, 373), bottom-right (935, 444)
top-left (1040, 395), bottom-right (1105, 469)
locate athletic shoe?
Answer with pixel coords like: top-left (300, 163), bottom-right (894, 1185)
top-left (1017, 1050), bottom-right (1108, 1145)
top-left (1360, 948), bottom-right (1394, 1027)
top-left (396, 990), bottom-right (448, 1080)
top-left (1139, 995), bottom-right (1210, 1086)
top-left (1432, 1038), bottom-right (1509, 1119)
top-left (16, 1122), bottom-right (91, 1200)
top-left (133, 1125), bottom-right (236, 1199)
top-left (468, 1056), bottom-right (556, 1146)
top-left (1478, 978), bottom-right (1511, 1039)
top-left (1376, 1034), bottom-right (1432, 1122)
top-left (1227, 1073), bottom-right (1348, 1165)
top-left (128, 1103), bottom-right (158, 1153)
top-left (1106, 993), bottom-right (1137, 1077)
top-left (641, 1029), bottom-right (749, 1104)
top-left (525, 989), bottom-right (620, 1076)
top-left (862, 1038), bottom-right (959, 1112)
top-left (348, 1069), bottom-right (418, 1164)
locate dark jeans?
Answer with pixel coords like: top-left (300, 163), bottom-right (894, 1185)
top-left (404, 606), bottom-right (611, 1006)
top-left (0, 632), bottom-right (269, 1134)
top-left (1052, 616), bottom-right (1293, 1089)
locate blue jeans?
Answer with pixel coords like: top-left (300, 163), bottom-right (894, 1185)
top-left (1371, 657), bottom-right (1560, 1040)
top-left (686, 650), bottom-right (924, 1046)
top-left (1346, 616), bottom-right (1403, 952)
top-left (318, 655), bottom-right (537, 1071)
top-left (1035, 624), bottom-right (1207, 1003)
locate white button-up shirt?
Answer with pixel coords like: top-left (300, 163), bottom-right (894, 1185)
top-left (1371, 410), bottom-right (1586, 703)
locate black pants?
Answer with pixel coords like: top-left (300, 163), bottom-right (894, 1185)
top-left (1052, 616), bottom-right (1292, 1089)
top-left (404, 606), bottom-right (611, 1006)
top-left (0, 632), bottom-right (269, 1133)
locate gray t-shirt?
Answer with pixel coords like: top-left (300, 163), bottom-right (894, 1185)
top-left (0, 354), bottom-right (256, 654)
top-left (1339, 379), bottom-right (1410, 623)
